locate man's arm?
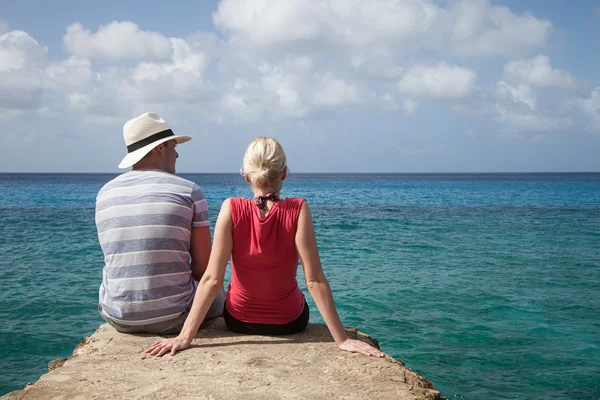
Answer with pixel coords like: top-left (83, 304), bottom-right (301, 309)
top-left (190, 226), bottom-right (211, 281)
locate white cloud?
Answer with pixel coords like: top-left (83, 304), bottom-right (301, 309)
top-left (213, 0), bottom-right (552, 58)
top-left (380, 93), bottom-right (398, 111)
top-left (283, 55), bottom-right (313, 75)
top-left (495, 81), bottom-right (537, 111)
top-left (218, 62), bottom-right (369, 121)
top-left (0, 109), bottom-right (26, 120)
top-left (220, 92), bottom-right (263, 122)
top-left (441, 0), bottom-right (553, 57)
top-left (0, 7), bottom-right (583, 143)
top-left (45, 56), bottom-right (95, 93)
top-left (0, 71), bottom-right (44, 110)
top-left (42, 36), bottom-right (213, 118)
top-left (313, 74), bottom-right (362, 107)
top-left (0, 20), bottom-right (8, 35)
top-left (0, 31), bottom-right (47, 111)
top-left (63, 21), bottom-right (173, 61)
top-left (403, 99), bottom-right (419, 115)
top-left (66, 93), bottom-right (93, 112)
top-left (576, 88), bottom-right (600, 131)
top-left (504, 55), bottom-right (576, 90)
top-left (213, 0), bottom-right (324, 46)
top-left (495, 105), bottom-right (572, 133)
top-left (132, 38), bottom-right (207, 80)
top-left (397, 62), bottom-right (477, 99)
top-left (125, 38), bottom-right (213, 104)
top-left (82, 115), bottom-right (123, 126)
top-left (0, 30), bottom-right (47, 72)
top-left (260, 65), bottom-right (309, 118)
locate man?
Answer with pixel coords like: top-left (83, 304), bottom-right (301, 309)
top-left (95, 112), bottom-right (224, 334)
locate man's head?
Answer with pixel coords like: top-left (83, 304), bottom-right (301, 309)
top-left (118, 112), bottom-right (190, 173)
top-left (136, 139), bottom-right (179, 174)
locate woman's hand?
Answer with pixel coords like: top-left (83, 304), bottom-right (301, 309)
top-left (338, 338), bottom-right (386, 357)
top-left (145, 335), bottom-right (192, 357)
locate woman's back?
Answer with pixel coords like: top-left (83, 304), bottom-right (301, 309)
top-left (226, 197), bottom-right (306, 324)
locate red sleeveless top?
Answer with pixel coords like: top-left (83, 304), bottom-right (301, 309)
top-left (225, 197), bottom-right (306, 324)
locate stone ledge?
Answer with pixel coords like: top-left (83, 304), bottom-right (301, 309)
top-left (3, 318), bottom-right (443, 400)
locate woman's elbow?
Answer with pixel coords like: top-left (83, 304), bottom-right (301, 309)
top-left (306, 278), bottom-right (329, 291)
top-left (201, 276), bottom-right (224, 291)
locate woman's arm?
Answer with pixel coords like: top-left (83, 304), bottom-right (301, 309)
top-left (145, 199), bottom-right (233, 357)
top-left (295, 201), bottom-right (384, 357)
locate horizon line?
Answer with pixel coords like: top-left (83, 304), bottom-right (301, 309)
top-left (1, 171), bottom-right (599, 175)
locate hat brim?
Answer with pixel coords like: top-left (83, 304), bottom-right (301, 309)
top-left (118, 135), bottom-right (191, 169)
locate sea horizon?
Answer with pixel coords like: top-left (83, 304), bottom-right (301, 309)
top-left (1, 171), bottom-right (599, 175)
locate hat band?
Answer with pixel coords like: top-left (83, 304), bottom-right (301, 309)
top-left (127, 129), bottom-right (175, 153)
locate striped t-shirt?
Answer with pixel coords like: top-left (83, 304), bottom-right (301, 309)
top-left (95, 170), bottom-right (209, 326)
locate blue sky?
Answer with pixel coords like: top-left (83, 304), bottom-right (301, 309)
top-left (1, 0), bottom-right (599, 172)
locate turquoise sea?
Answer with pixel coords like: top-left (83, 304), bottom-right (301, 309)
top-left (1, 173), bottom-right (599, 399)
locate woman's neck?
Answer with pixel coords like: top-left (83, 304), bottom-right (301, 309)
top-left (252, 184), bottom-right (281, 197)
top-left (253, 189), bottom-right (277, 197)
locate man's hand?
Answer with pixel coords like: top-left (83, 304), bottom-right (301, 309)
top-left (145, 335), bottom-right (192, 357)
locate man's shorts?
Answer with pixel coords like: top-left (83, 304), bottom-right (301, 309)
top-left (99, 289), bottom-right (225, 334)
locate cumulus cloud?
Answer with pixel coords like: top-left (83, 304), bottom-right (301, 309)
top-left (441, 0), bottom-right (553, 57)
top-left (219, 87), bottom-right (264, 122)
top-left (0, 31), bottom-right (48, 111)
top-left (403, 99), bottom-right (419, 115)
top-left (63, 21), bottom-right (173, 61)
top-left (260, 66), bottom-right (309, 119)
top-left (495, 81), bottom-right (537, 111)
top-left (41, 36), bottom-right (213, 120)
top-left (0, 71), bottom-right (45, 110)
top-left (218, 61), bottom-right (371, 121)
top-left (213, 0), bottom-right (552, 58)
top-left (504, 55), bottom-right (576, 90)
top-left (0, 30), bottom-right (47, 72)
top-left (495, 105), bottom-right (572, 133)
top-left (380, 92), bottom-right (398, 112)
top-left (397, 62), bottom-right (477, 99)
top-left (576, 88), bottom-right (600, 131)
top-left (132, 38), bottom-right (207, 81)
top-left (313, 75), bottom-right (362, 107)
top-left (379, 92), bottom-right (421, 115)
top-left (125, 38), bottom-right (214, 104)
top-left (0, 1), bottom-right (588, 144)
top-left (45, 56), bottom-right (95, 93)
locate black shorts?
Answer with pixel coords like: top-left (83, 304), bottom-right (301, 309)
top-left (223, 300), bottom-right (309, 335)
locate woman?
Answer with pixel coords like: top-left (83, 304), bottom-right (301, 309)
top-left (146, 137), bottom-right (384, 357)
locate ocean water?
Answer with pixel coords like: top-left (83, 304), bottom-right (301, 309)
top-left (0, 173), bottom-right (599, 399)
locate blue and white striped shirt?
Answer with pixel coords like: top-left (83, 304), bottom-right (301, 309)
top-left (95, 170), bottom-right (208, 325)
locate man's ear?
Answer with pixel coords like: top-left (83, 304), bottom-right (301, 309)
top-left (154, 143), bottom-right (165, 155)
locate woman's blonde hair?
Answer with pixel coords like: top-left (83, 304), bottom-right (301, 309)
top-left (242, 137), bottom-right (287, 188)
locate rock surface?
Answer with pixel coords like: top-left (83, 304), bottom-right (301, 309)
top-left (3, 318), bottom-right (443, 399)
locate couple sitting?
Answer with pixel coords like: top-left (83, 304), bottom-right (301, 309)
top-left (96, 112), bottom-right (383, 358)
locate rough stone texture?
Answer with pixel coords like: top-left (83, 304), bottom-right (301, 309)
top-left (3, 318), bottom-right (443, 400)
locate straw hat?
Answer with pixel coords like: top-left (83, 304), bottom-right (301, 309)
top-left (118, 112), bottom-right (191, 169)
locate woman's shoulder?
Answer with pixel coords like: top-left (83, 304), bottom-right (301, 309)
top-left (280, 198), bottom-right (307, 212)
top-left (281, 197), bottom-right (305, 204)
top-left (228, 197), bottom-right (254, 205)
